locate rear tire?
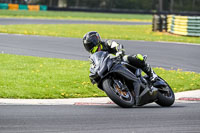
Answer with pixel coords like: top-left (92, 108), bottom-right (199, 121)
top-left (102, 78), bottom-right (135, 108)
top-left (155, 78), bottom-right (175, 107)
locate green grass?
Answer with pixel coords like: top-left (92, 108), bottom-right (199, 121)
top-left (0, 54), bottom-right (199, 99)
top-left (154, 67), bottom-right (200, 92)
top-left (0, 10), bottom-right (152, 22)
top-left (0, 54), bottom-right (105, 98)
top-left (0, 24), bottom-right (199, 44)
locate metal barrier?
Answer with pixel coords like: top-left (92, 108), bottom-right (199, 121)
top-left (40, 5), bottom-right (47, 11)
top-left (167, 15), bottom-right (200, 36)
top-left (28, 5), bottom-right (40, 11)
top-left (8, 4), bottom-right (19, 10)
top-left (19, 4), bottom-right (28, 10)
top-left (0, 3), bottom-right (8, 9)
top-left (0, 3), bottom-right (47, 11)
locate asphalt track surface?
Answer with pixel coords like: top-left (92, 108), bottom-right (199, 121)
top-left (0, 18), bottom-right (151, 25)
top-left (0, 34), bottom-right (200, 72)
top-left (0, 102), bottom-right (200, 133)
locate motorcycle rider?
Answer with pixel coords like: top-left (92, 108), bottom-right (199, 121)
top-left (82, 31), bottom-right (158, 82)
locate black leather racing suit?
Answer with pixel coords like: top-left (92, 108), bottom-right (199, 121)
top-left (98, 40), bottom-right (152, 75)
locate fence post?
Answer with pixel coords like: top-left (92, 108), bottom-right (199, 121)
top-left (159, 15), bottom-right (163, 32)
top-left (152, 14), bottom-right (159, 31)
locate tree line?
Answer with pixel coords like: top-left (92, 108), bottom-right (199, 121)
top-left (1, 0), bottom-right (200, 13)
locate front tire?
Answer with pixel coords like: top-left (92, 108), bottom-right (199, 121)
top-left (155, 77), bottom-right (175, 107)
top-left (102, 78), bottom-right (135, 108)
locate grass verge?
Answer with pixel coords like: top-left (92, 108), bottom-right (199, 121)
top-left (0, 10), bottom-right (152, 22)
top-left (0, 24), bottom-right (199, 44)
top-left (0, 54), bottom-right (199, 99)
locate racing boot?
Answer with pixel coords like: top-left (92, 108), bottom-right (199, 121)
top-left (142, 63), bottom-right (158, 82)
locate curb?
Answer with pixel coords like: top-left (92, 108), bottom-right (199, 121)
top-left (0, 90), bottom-right (200, 105)
top-left (174, 90), bottom-right (200, 102)
top-left (178, 97), bottom-right (200, 101)
top-left (74, 102), bottom-right (114, 106)
top-left (0, 97), bottom-right (113, 105)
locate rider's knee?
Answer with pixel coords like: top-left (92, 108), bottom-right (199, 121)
top-left (123, 55), bottom-right (129, 62)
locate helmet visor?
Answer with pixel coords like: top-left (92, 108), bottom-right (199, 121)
top-left (84, 35), bottom-right (99, 52)
top-left (83, 41), bottom-right (95, 52)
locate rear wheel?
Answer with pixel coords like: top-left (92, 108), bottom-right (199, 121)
top-left (155, 77), bottom-right (175, 107)
top-left (102, 78), bottom-right (135, 108)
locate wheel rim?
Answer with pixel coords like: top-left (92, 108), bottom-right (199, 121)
top-left (111, 81), bottom-right (133, 103)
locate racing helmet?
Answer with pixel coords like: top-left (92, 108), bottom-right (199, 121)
top-left (83, 31), bottom-right (101, 53)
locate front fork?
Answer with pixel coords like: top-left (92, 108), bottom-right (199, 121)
top-left (113, 79), bottom-right (131, 99)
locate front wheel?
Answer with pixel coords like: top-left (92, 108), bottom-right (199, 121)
top-left (102, 78), bottom-right (135, 108)
top-left (155, 77), bottom-right (175, 107)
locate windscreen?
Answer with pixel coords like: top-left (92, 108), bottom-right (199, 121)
top-left (90, 51), bottom-right (108, 67)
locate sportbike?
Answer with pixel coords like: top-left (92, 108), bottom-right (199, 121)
top-left (89, 51), bottom-right (175, 108)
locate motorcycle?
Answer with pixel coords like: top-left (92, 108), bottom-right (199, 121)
top-left (89, 51), bottom-right (175, 108)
